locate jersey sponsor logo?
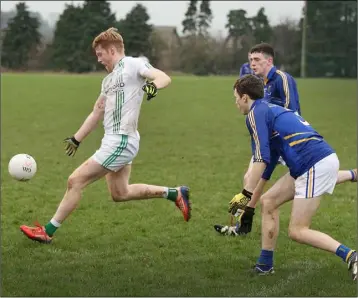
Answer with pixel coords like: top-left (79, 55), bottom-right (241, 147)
top-left (104, 81), bottom-right (125, 95)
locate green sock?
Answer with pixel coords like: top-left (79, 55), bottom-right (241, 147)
top-left (45, 222), bottom-right (58, 237)
top-left (166, 188), bottom-right (178, 202)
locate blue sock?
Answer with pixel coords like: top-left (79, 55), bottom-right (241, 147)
top-left (257, 249), bottom-right (273, 268)
top-left (336, 244), bottom-right (354, 262)
top-left (349, 170), bottom-right (356, 181)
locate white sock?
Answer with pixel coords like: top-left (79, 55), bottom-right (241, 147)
top-left (163, 187), bottom-right (169, 198)
top-left (50, 218), bottom-right (61, 227)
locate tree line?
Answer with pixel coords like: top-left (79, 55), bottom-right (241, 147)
top-left (1, 0), bottom-right (356, 77)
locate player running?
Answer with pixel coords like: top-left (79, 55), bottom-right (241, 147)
top-left (20, 27), bottom-right (191, 244)
top-left (231, 74), bottom-right (357, 280)
top-left (215, 43), bottom-right (356, 236)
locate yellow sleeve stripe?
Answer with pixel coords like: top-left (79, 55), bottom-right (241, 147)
top-left (248, 109), bottom-right (262, 161)
top-left (276, 70), bottom-right (290, 108)
top-left (284, 132), bottom-right (312, 140)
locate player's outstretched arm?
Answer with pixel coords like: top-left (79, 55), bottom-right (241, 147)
top-left (73, 95), bottom-right (105, 142)
top-left (228, 106), bottom-right (272, 233)
top-left (142, 68), bottom-right (171, 89)
top-left (64, 95), bottom-right (105, 156)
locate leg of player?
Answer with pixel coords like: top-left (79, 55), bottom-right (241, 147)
top-left (254, 172), bottom-right (295, 274)
top-left (20, 158), bottom-right (110, 243)
top-left (106, 165), bottom-right (191, 221)
top-left (288, 196), bottom-right (357, 280)
top-left (337, 169), bottom-right (357, 184)
top-left (261, 154), bottom-right (357, 280)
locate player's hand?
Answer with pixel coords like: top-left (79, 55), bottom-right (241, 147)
top-left (63, 136), bottom-right (80, 157)
top-left (228, 189), bottom-right (252, 216)
top-left (235, 206), bottom-right (255, 235)
top-left (142, 81), bottom-right (158, 101)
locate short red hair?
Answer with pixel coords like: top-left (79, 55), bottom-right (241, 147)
top-left (92, 27), bottom-right (124, 51)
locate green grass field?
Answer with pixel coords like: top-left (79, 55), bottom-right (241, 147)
top-left (1, 73), bottom-right (357, 297)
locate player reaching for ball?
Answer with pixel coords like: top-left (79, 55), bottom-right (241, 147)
top-left (20, 27), bottom-right (191, 244)
top-left (230, 74), bottom-right (357, 279)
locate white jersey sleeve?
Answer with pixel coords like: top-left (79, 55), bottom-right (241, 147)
top-left (136, 58), bottom-right (154, 79)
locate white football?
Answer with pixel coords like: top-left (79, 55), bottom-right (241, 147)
top-left (8, 154), bottom-right (37, 181)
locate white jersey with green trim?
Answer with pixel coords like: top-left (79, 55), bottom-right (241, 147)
top-left (100, 56), bottom-right (153, 138)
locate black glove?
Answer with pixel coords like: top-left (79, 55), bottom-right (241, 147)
top-left (235, 206), bottom-right (255, 235)
top-left (142, 82), bottom-right (158, 101)
top-left (63, 136), bottom-right (80, 157)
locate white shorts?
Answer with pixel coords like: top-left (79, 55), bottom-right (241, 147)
top-left (294, 153), bottom-right (339, 199)
top-left (92, 134), bottom-right (139, 172)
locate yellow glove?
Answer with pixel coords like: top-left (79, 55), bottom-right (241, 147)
top-left (142, 82), bottom-right (158, 101)
top-left (228, 189), bottom-right (252, 216)
top-left (63, 136), bottom-right (80, 157)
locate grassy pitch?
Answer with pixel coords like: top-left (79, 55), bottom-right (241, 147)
top-left (1, 73), bottom-right (357, 296)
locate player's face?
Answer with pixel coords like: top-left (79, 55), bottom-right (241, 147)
top-left (234, 89), bottom-right (249, 115)
top-left (250, 52), bottom-right (272, 77)
top-left (95, 45), bottom-right (116, 73)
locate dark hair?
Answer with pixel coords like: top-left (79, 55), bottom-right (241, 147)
top-left (233, 75), bottom-right (264, 100)
top-left (250, 42), bottom-right (275, 59)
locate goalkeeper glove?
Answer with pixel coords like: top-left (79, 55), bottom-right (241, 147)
top-left (228, 189), bottom-right (252, 216)
top-left (235, 206), bottom-right (255, 235)
top-left (64, 136), bottom-right (80, 157)
top-left (142, 82), bottom-right (158, 101)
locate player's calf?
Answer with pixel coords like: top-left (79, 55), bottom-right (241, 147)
top-left (109, 183), bottom-right (191, 221)
top-left (336, 169), bottom-right (357, 184)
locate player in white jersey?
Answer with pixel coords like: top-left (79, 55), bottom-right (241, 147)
top-left (20, 27), bottom-right (191, 244)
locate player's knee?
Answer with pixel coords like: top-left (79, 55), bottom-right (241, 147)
top-left (288, 225), bottom-right (305, 243)
top-left (260, 195), bottom-right (275, 213)
top-left (111, 188), bottom-right (129, 202)
top-left (67, 174), bottom-right (85, 190)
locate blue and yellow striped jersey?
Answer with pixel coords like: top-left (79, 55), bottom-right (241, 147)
top-left (246, 100), bottom-right (335, 179)
top-left (263, 66), bottom-right (301, 115)
top-left (239, 62), bottom-right (255, 78)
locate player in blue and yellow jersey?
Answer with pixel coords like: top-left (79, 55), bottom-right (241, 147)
top-left (250, 43), bottom-right (301, 114)
top-left (229, 74), bottom-right (357, 280)
top-left (239, 53), bottom-right (255, 78)
top-left (214, 43), bottom-right (356, 236)
top-left (247, 42), bottom-right (355, 182)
